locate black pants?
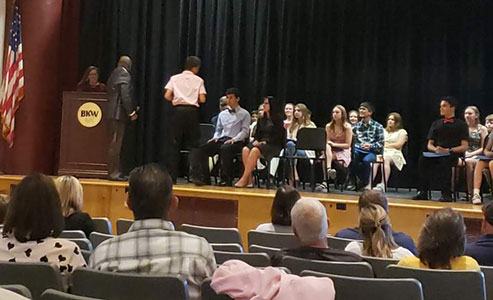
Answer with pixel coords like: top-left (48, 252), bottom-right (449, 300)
top-left (189, 138), bottom-right (245, 182)
top-left (417, 154), bottom-right (458, 194)
top-left (107, 120), bottom-right (126, 178)
top-left (168, 106), bottom-right (200, 180)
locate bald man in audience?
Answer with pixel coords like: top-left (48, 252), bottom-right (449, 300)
top-left (271, 198), bottom-right (361, 266)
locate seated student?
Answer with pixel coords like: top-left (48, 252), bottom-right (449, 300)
top-left (285, 103), bottom-right (317, 157)
top-left (55, 176), bottom-right (95, 237)
top-left (325, 105), bottom-right (352, 184)
top-left (413, 96), bottom-right (469, 202)
top-left (344, 204), bottom-right (414, 260)
top-left (351, 102), bottom-right (384, 191)
top-left (271, 198), bottom-right (362, 266)
top-left (399, 207), bottom-right (479, 270)
top-left (0, 174), bottom-right (86, 276)
top-left (461, 106), bottom-right (488, 200)
top-left (0, 194), bottom-right (10, 224)
top-left (210, 96), bottom-right (228, 129)
top-left (256, 185), bottom-right (301, 233)
top-left (235, 96), bottom-right (286, 188)
top-left (335, 190), bottom-right (417, 255)
top-left (348, 109), bottom-right (359, 127)
top-left (372, 112), bottom-right (408, 192)
top-left (190, 88), bottom-right (250, 187)
top-left (90, 164), bottom-right (216, 300)
top-left (465, 202), bottom-right (493, 266)
top-left (472, 114), bottom-right (493, 204)
top-left (283, 103), bottom-right (295, 129)
top-left (76, 66), bottom-right (106, 92)
top-left (250, 104), bottom-right (264, 142)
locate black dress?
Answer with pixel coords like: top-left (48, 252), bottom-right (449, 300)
top-left (247, 115), bottom-right (286, 160)
top-left (64, 211), bottom-right (95, 238)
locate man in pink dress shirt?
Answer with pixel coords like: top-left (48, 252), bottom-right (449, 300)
top-left (164, 56), bottom-right (207, 182)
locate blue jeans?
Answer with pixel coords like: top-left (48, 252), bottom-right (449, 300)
top-left (285, 140), bottom-right (307, 157)
top-left (351, 148), bottom-right (377, 184)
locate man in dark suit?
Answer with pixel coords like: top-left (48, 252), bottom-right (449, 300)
top-left (106, 56), bottom-right (138, 181)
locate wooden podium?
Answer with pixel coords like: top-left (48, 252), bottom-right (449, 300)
top-left (58, 92), bottom-right (109, 178)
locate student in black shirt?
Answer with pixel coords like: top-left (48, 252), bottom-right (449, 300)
top-left (413, 96), bottom-right (469, 202)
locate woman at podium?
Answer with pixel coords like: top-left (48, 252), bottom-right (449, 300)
top-left (77, 66), bottom-right (106, 92)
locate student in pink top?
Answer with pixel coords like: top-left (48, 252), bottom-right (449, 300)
top-left (164, 56), bottom-right (207, 182)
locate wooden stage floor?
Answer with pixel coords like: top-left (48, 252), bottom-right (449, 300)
top-left (0, 175), bottom-right (485, 247)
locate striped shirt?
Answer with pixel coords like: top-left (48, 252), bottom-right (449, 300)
top-left (89, 219), bottom-right (216, 300)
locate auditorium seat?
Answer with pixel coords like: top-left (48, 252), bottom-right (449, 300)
top-left (71, 269), bottom-right (189, 300)
top-left (40, 289), bottom-right (102, 300)
top-left (480, 266), bottom-right (493, 300)
top-left (201, 278), bottom-right (233, 300)
top-left (247, 230), bottom-right (298, 249)
top-left (1, 284), bottom-right (33, 299)
top-left (59, 230), bottom-right (86, 239)
top-left (280, 256), bottom-right (374, 277)
top-left (326, 235), bottom-right (355, 250)
top-left (248, 245), bottom-right (280, 257)
top-left (89, 232), bottom-right (113, 249)
top-left (210, 243), bottom-right (243, 253)
top-left (213, 251), bottom-right (271, 267)
top-left (300, 270), bottom-right (424, 300)
top-left (116, 218), bottom-right (133, 235)
top-left (385, 265), bottom-right (486, 300)
top-left (0, 262), bottom-right (63, 299)
top-left (81, 250), bottom-right (91, 264)
top-left (68, 238), bottom-right (93, 251)
top-left (362, 256), bottom-right (399, 277)
top-left (92, 217), bottom-right (113, 235)
top-left (181, 224), bottom-right (242, 246)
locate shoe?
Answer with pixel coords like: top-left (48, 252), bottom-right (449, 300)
top-left (191, 177), bottom-right (206, 186)
top-left (347, 184), bottom-right (357, 191)
top-left (439, 192), bottom-right (453, 202)
top-left (412, 191), bottom-right (429, 200)
top-left (217, 179), bottom-right (233, 187)
top-left (315, 183), bottom-right (327, 193)
top-left (356, 181), bottom-right (369, 192)
top-left (472, 193), bottom-right (482, 205)
top-left (328, 169), bottom-right (337, 180)
top-left (373, 183), bottom-right (385, 192)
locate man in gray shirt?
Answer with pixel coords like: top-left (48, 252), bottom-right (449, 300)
top-left (190, 88), bottom-right (250, 186)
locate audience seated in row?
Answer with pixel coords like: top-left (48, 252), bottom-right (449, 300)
top-left (398, 207), bottom-right (479, 270)
top-left (335, 190), bottom-right (417, 255)
top-left (55, 176), bottom-right (95, 237)
top-left (465, 201), bottom-right (493, 266)
top-left (344, 203), bottom-right (414, 260)
top-left (256, 185), bottom-right (301, 233)
top-left (271, 198), bottom-right (362, 266)
top-left (0, 174), bottom-right (86, 276)
top-left (89, 164), bottom-right (216, 300)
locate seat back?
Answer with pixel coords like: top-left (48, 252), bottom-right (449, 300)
top-left (201, 278), bottom-right (233, 300)
top-left (199, 123), bottom-right (216, 145)
top-left (385, 265), bottom-right (486, 300)
top-left (71, 268), bottom-right (189, 300)
top-left (210, 243), bottom-right (243, 253)
top-left (0, 262), bottom-right (63, 300)
top-left (92, 217), bottom-right (113, 235)
top-left (40, 289), bottom-right (103, 300)
top-left (301, 270), bottom-right (423, 300)
top-left (248, 245), bottom-right (281, 257)
top-left (481, 266), bottom-right (493, 300)
top-left (326, 236), bottom-right (355, 250)
top-left (116, 219), bottom-right (133, 235)
top-left (280, 256), bottom-right (374, 277)
top-left (59, 230), bottom-right (86, 239)
top-left (1, 284), bottom-right (33, 299)
top-left (181, 224), bottom-right (242, 246)
top-left (213, 251), bottom-right (271, 267)
top-left (362, 256), bottom-right (399, 277)
top-left (81, 250), bottom-right (91, 263)
top-left (295, 128), bottom-right (327, 151)
top-left (89, 232), bottom-right (114, 249)
top-left (247, 230), bottom-right (298, 249)
top-left (68, 238), bottom-right (93, 251)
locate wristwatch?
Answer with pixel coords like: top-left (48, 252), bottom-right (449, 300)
top-left (448, 147), bottom-right (453, 154)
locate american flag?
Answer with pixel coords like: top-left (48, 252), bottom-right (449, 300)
top-left (0, 3), bottom-right (24, 148)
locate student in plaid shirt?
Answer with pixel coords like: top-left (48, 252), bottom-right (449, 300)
top-left (350, 102), bottom-right (385, 191)
top-left (89, 164), bottom-right (216, 300)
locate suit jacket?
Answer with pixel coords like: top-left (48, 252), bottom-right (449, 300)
top-left (106, 66), bottom-right (135, 121)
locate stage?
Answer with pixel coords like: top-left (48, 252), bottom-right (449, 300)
top-left (0, 175), bottom-right (486, 247)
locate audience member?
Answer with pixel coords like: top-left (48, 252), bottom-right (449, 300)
top-left (351, 102), bottom-right (384, 190)
top-left (190, 88), bottom-right (250, 187)
top-left (413, 96), bottom-right (469, 202)
top-left (76, 66), bottom-right (105, 92)
top-left (256, 185), bottom-right (301, 233)
top-left (0, 194), bottom-right (10, 224)
top-left (325, 105), bottom-right (352, 185)
top-left (249, 104), bottom-right (264, 141)
top-left (372, 112), bottom-right (408, 191)
top-left (90, 164), bottom-right (215, 300)
top-left (465, 202), bottom-right (493, 266)
top-left (235, 96), bottom-right (286, 188)
top-left (344, 204), bottom-right (414, 259)
top-left (472, 130), bottom-right (493, 204)
top-left (211, 96), bottom-right (228, 128)
top-left (0, 174), bottom-right (86, 276)
top-left (348, 110), bottom-right (359, 126)
top-left (335, 190), bottom-right (417, 254)
top-left (271, 198), bottom-right (362, 266)
top-left (461, 106), bottom-right (488, 200)
top-left (398, 207), bottom-right (479, 270)
top-left (211, 260), bottom-right (335, 300)
top-left (55, 175), bottom-right (95, 237)
top-left (164, 56), bottom-right (207, 182)
top-left (284, 103), bottom-right (295, 129)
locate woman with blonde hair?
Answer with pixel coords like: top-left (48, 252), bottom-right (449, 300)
top-left (345, 203), bottom-right (413, 259)
top-left (372, 112), bottom-right (408, 191)
top-left (325, 105), bottom-right (352, 182)
top-left (55, 176), bottom-right (94, 237)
